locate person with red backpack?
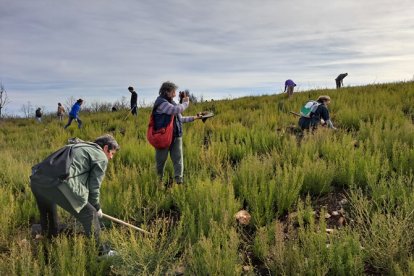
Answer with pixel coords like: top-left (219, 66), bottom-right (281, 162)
top-left (149, 81), bottom-right (201, 184)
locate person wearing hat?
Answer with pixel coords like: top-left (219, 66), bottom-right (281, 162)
top-left (128, 86), bottom-right (138, 116)
top-left (284, 79), bottom-right (296, 98)
top-left (298, 95), bottom-right (336, 130)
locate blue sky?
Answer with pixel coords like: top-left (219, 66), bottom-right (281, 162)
top-left (1, 0), bottom-right (413, 115)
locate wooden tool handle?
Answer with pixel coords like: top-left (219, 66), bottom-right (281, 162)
top-left (289, 111), bottom-right (301, 117)
top-left (102, 213), bottom-right (153, 235)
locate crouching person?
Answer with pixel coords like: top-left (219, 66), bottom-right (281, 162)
top-left (30, 134), bottom-right (119, 254)
top-left (298, 95), bottom-right (337, 131)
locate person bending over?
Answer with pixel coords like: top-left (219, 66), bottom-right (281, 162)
top-left (335, 73), bottom-right (348, 89)
top-left (30, 134), bottom-right (119, 254)
top-left (299, 95), bottom-right (336, 130)
top-left (284, 79), bottom-right (297, 98)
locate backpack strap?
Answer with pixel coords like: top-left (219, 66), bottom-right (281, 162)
top-left (152, 99), bottom-right (164, 114)
top-left (66, 142), bottom-right (101, 180)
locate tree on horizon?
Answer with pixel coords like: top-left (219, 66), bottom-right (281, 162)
top-left (0, 82), bottom-right (11, 118)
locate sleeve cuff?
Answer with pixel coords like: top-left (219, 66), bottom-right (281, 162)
top-left (93, 203), bottom-right (101, 211)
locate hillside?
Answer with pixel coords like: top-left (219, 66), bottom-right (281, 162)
top-left (0, 82), bottom-right (414, 275)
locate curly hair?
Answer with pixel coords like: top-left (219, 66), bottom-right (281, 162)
top-left (159, 81), bottom-right (178, 99)
top-left (94, 134), bottom-right (120, 151)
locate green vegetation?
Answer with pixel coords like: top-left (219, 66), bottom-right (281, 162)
top-left (0, 81), bottom-right (413, 275)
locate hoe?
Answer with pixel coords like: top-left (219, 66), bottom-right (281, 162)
top-left (102, 213), bottom-right (153, 235)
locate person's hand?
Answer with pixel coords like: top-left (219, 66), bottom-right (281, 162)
top-left (96, 209), bottom-right (103, 218)
top-left (182, 96), bottom-right (189, 103)
top-left (195, 113), bottom-right (202, 120)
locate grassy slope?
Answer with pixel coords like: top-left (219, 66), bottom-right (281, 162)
top-left (0, 82), bottom-right (413, 275)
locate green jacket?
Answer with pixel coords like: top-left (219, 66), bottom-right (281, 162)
top-left (57, 143), bottom-right (108, 213)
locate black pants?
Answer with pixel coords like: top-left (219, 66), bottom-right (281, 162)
top-left (64, 116), bottom-right (82, 129)
top-left (335, 79), bottom-right (341, 89)
top-left (298, 117), bottom-right (320, 130)
top-left (31, 184), bottom-right (100, 242)
top-left (131, 106), bottom-right (137, 116)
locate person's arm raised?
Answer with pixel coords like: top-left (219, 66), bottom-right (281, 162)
top-left (157, 98), bottom-right (189, 115)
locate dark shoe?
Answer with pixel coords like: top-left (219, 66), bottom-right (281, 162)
top-left (98, 242), bottom-right (117, 256)
top-left (99, 249), bottom-right (117, 257)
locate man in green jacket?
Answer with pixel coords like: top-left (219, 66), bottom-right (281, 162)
top-left (30, 134), bottom-right (119, 251)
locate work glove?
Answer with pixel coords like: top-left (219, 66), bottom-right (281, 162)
top-left (96, 209), bottom-right (103, 218)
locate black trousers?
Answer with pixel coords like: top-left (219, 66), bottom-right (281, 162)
top-left (64, 116), bottom-right (82, 129)
top-left (30, 184), bottom-right (100, 242)
top-left (298, 117), bottom-right (320, 130)
top-left (335, 79), bottom-right (341, 89)
top-left (131, 105), bottom-right (137, 116)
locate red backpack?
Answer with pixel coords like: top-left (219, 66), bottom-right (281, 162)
top-left (147, 114), bottom-right (175, 149)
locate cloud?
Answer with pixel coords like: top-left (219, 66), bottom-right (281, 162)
top-left (1, 0), bottom-right (413, 115)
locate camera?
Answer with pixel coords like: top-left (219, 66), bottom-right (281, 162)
top-left (179, 90), bottom-right (190, 103)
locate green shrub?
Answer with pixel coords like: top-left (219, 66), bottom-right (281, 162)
top-left (109, 219), bottom-right (184, 275)
top-left (187, 222), bottom-right (241, 275)
top-left (301, 157), bottom-right (334, 195)
top-left (349, 189), bottom-right (414, 274)
top-left (172, 179), bottom-right (240, 242)
top-left (253, 199), bottom-right (364, 275)
top-left (0, 81), bottom-right (414, 273)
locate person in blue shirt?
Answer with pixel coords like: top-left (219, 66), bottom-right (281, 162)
top-left (284, 79), bottom-right (296, 98)
top-left (64, 99), bottom-right (83, 129)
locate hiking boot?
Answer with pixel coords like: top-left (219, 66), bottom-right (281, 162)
top-left (98, 242), bottom-right (117, 257)
top-left (99, 249), bottom-right (118, 257)
top-left (97, 250), bottom-right (118, 260)
top-left (106, 250), bottom-right (118, 257)
top-left (175, 176), bottom-right (183, 184)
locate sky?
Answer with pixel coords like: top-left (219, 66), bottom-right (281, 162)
top-left (1, 0), bottom-right (413, 116)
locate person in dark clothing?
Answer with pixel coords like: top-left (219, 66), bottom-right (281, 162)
top-left (128, 86), bottom-right (138, 116)
top-left (35, 108), bottom-right (42, 123)
top-left (64, 99), bottom-right (83, 129)
top-left (335, 73), bottom-right (348, 89)
top-left (152, 81), bottom-right (201, 184)
top-left (298, 95), bottom-right (336, 130)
